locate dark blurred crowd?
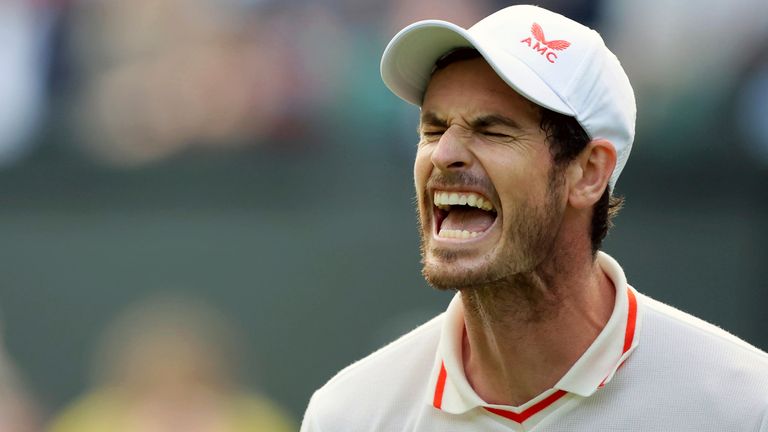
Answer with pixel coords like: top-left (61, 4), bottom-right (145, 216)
top-left (5, 0), bottom-right (768, 168)
top-left (1, 0), bottom-right (767, 430)
top-left (3, 0), bottom-right (497, 168)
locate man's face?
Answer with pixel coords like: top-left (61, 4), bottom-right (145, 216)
top-left (415, 57), bottom-right (567, 290)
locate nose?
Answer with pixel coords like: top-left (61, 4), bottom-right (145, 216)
top-left (430, 126), bottom-right (473, 171)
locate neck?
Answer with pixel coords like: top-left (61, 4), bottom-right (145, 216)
top-left (459, 249), bottom-right (615, 406)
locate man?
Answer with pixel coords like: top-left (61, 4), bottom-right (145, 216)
top-left (301, 5), bottom-right (768, 431)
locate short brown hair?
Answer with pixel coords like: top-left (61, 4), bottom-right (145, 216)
top-left (540, 109), bottom-right (624, 253)
top-left (433, 47), bottom-right (623, 253)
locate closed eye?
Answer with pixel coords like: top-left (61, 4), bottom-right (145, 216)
top-left (482, 131), bottom-right (509, 138)
top-left (421, 131), bottom-right (445, 140)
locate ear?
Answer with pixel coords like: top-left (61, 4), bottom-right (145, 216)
top-left (566, 139), bottom-right (616, 209)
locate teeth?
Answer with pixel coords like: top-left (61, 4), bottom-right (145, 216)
top-left (433, 191), bottom-right (494, 212)
top-left (438, 229), bottom-right (480, 239)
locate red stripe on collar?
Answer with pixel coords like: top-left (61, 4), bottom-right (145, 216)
top-left (484, 390), bottom-right (568, 423)
top-left (433, 361), bottom-right (447, 409)
top-left (623, 288), bottom-right (638, 354)
top-left (599, 287), bottom-right (638, 388)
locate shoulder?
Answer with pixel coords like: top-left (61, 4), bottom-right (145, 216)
top-left (630, 293), bottom-right (768, 418)
top-left (639, 292), bottom-right (768, 364)
top-left (301, 313), bottom-right (444, 432)
top-left (322, 312), bottom-right (443, 389)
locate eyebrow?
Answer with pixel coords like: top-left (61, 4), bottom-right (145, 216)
top-left (419, 112), bottom-right (524, 131)
top-left (419, 111), bottom-right (448, 130)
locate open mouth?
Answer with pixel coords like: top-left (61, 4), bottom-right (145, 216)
top-left (433, 190), bottom-right (498, 240)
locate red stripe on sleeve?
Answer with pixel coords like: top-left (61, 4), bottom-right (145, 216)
top-left (433, 361), bottom-right (447, 409)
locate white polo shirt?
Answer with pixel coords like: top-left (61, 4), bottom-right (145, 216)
top-left (300, 252), bottom-right (768, 431)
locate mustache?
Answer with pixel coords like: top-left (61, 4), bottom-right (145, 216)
top-left (426, 171), bottom-right (494, 192)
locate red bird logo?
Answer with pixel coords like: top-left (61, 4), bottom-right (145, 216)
top-left (530, 23), bottom-right (571, 51)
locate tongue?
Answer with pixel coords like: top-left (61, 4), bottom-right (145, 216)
top-left (441, 207), bottom-right (496, 233)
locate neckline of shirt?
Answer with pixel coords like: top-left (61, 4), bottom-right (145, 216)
top-left (426, 251), bottom-right (641, 424)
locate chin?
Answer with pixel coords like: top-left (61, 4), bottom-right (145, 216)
top-left (422, 266), bottom-right (471, 291)
top-left (421, 252), bottom-right (498, 291)
top-left (420, 234), bottom-right (552, 291)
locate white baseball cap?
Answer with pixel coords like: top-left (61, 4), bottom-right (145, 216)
top-left (380, 5), bottom-right (636, 188)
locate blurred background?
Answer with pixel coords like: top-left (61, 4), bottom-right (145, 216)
top-left (0, 0), bottom-right (766, 429)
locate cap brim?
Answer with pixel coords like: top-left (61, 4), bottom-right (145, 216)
top-left (380, 20), bottom-right (573, 115)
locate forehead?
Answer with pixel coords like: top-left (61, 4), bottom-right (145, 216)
top-left (421, 58), bottom-right (540, 124)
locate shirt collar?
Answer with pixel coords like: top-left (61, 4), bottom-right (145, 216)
top-left (426, 251), bottom-right (642, 415)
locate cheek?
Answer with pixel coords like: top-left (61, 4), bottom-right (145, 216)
top-left (487, 159), bottom-right (552, 209)
top-left (413, 150), bottom-right (434, 227)
top-left (413, 149), bottom-right (432, 195)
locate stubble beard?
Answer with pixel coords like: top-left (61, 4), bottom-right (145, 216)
top-left (418, 168), bottom-right (566, 301)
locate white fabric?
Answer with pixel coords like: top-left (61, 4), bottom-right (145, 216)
top-left (300, 252), bottom-right (768, 431)
top-left (380, 5), bottom-right (636, 188)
